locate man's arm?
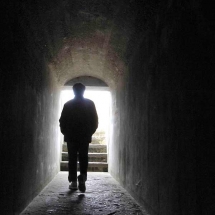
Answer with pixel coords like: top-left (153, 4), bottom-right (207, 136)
top-left (59, 104), bottom-right (67, 135)
top-left (90, 102), bottom-right (98, 135)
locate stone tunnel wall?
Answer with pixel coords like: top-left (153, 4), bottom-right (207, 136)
top-left (110, 1), bottom-right (214, 215)
top-left (0, 2), bottom-right (61, 214)
top-left (0, 1), bottom-right (214, 215)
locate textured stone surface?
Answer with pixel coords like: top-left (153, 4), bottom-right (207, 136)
top-left (109, 1), bottom-right (215, 215)
top-left (1, 1), bottom-right (214, 215)
top-left (21, 172), bottom-right (147, 215)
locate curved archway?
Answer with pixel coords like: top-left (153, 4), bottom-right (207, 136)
top-left (64, 76), bottom-right (108, 87)
top-left (48, 33), bottom-right (126, 91)
top-left (47, 16), bottom-right (128, 174)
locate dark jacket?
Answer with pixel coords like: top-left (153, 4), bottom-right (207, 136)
top-left (59, 97), bottom-right (98, 143)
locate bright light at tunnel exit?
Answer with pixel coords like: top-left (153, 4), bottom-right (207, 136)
top-left (60, 89), bottom-right (111, 145)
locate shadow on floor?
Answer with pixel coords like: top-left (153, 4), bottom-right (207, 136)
top-left (20, 172), bottom-right (147, 215)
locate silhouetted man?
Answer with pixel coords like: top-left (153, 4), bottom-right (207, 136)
top-left (59, 83), bottom-right (98, 192)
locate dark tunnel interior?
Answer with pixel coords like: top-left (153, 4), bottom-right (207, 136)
top-left (0, 0), bottom-right (214, 214)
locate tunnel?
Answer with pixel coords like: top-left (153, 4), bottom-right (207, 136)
top-left (1, 1), bottom-right (214, 215)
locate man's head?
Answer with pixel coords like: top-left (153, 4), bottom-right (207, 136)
top-left (73, 83), bottom-right (86, 97)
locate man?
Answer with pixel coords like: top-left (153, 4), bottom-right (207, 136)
top-left (59, 83), bottom-right (98, 192)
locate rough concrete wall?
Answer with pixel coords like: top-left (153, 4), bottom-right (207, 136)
top-left (1, 1), bottom-right (214, 214)
top-left (110, 1), bottom-right (214, 215)
top-left (0, 2), bottom-right (61, 214)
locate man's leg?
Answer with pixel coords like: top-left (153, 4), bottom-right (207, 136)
top-left (67, 142), bottom-right (78, 183)
top-left (78, 142), bottom-right (89, 180)
top-left (77, 142), bottom-right (89, 192)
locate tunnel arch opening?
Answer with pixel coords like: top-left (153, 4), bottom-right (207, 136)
top-left (59, 76), bottom-right (112, 172)
top-left (64, 76), bottom-right (108, 87)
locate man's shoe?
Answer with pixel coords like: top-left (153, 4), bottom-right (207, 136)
top-left (78, 175), bottom-right (86, 192)
top-left (69, 181), bottom-right (78, 190)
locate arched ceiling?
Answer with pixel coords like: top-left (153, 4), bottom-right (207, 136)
top-left (16, 0), bottom-right (138, 90)
top-left (48, 31), bottom-right (125, 89)
top-left (46, 1), bottom-right (134, 89)
top-left (65, 76), bottom-right (108, 87)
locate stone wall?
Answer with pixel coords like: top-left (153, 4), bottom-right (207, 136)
top-left (0, 2), bottom-right (61, 214)
top-left (110, 1), bottom-right (214, 215)
top-left (0, 1), bottom-right (214, 214)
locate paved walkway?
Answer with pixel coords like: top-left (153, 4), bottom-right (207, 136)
top-left (21, 172), bottom-right (148, 215)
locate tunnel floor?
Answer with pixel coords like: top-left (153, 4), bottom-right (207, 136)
top-left (21, 172), bottom-right (147, 215)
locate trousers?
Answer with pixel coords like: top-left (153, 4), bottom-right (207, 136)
top-left (67, 141), bottom-right (89, 182)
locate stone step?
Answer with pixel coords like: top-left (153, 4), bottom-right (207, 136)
top-left (62, 152), bottom-right (107, 162)
top-left (91, 136), bottom-right (106, 144)
top-left (62, 143), bottom-right (107, 153)
top-left (60, 161), bottom-right (108, 172)
top-left (91, 136), bottom-right (101, 144)
top-left (89, 144), bottom-right (107, 153)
